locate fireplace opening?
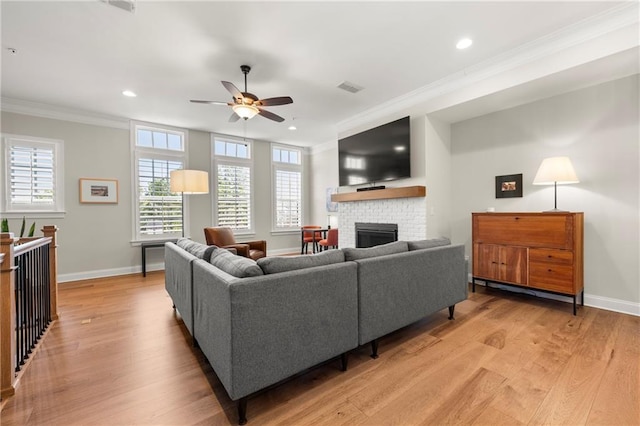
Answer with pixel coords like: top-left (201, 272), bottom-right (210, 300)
top-left (355, 223), bottom-right (398, 248)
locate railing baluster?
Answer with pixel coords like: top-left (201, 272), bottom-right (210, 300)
top-left (2, 228), bottom-right (58, 400)
top-left (13, 240), bottom-right (53, 372)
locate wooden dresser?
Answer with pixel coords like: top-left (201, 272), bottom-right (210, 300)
top-left (472, 212), bottom-right (584, 315)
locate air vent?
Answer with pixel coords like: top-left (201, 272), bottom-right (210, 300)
top-left (100, 0), bottom-right (136, 13)
top-left (337, 81), bottom-right (364, 94)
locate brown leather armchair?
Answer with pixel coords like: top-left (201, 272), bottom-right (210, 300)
top-left (204, 227), bottom-right (267, 260)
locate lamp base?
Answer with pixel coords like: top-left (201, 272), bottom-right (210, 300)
top-left (543, 208), bottom-right (569, 213)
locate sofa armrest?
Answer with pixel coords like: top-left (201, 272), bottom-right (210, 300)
top-left (356, 244), bottom-right (467, 345)
top-left (192, 260), bottom-right (358, 401)
top-left (164, 242), bottom-right (197, 335)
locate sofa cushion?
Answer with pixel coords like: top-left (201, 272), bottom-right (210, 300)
top-left (176, 238), bottom-right (209, 259)
top-left (257, 250), bottom-right (345, 274)
top-left (208, 247), bottom-right (263, 278)
top-left (408, 237), bottom-right (451, 251)
top-left (342, 241), bottom-right (409, 261)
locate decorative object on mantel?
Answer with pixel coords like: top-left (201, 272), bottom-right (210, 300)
top-left (495, 173), bottom-right (523, 199)
top-left (170, 169), bottom-right (209, 237)
top-left (532, 156), bottom-right (579, 212)
top-left (326, 187), bottom-right (338, 212)
top-left (79, 178), bottom-right (118, 204)
top-left (331, 185), bottom-right (425, 203)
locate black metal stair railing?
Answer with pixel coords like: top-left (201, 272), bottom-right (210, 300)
top-left (13, 238), bottom-right (52, 372)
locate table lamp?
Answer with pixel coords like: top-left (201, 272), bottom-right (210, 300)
top-left (532, 156), bottom-right (579, 212)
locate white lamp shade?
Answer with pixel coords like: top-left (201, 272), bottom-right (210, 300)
top-left (170, 169), bottom-right (209, 194)
top-left (532, 156), bottom-right (579, 185)
top-left (232, 104), bottom-right (259, 119)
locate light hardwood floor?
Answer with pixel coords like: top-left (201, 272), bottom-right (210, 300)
top-left (1, 272), bottom-right (638, 425)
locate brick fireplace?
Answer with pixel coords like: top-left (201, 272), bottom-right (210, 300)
top-left (337, 189), bottom-right (427, 248)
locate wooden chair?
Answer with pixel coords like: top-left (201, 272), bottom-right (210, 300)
top-left (301, 225), bottom-right (322, 254)
top-left (318, 228), bottom-right (339, 251)
top-left (204, 227), bottom-right (267, 260)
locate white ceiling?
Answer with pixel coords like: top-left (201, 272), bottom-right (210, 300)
top-left (1, 1), bottom-right (636, 147)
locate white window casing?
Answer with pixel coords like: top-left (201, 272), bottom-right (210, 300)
top-left (271, 143), bottom-right (303, 232)
top-left (131, 121), bottom-right (187, 242)
top-left (1, 134), bottom-right (65, 218)
top-left (212, 136), bottom-right (254, 234)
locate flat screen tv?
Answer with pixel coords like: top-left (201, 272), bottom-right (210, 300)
top-left (338, 116), bottom-right (410, 186)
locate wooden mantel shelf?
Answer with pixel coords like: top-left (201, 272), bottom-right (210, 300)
top-left (331, 185), bottom-right (426, 202)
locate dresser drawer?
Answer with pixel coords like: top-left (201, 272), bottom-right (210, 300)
top-left (529, 248), bottom-right (573, 265)
top-left (529, 262), bottom-right (574, 294)
top-left (473, 213), bottom-right (573, 249)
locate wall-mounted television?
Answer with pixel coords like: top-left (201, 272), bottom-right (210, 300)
top-left (338, 116), bottom-right (410, 186)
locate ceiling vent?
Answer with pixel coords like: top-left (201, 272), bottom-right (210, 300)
top-left (100, 0), bottom-right (136, 13)
top-left (337, 81), bottom-right (364, 94)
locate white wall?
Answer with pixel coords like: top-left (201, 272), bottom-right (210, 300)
top-left (425, 116), bottom-right (452, 239)
top-left (450, 75), bottom-right (639, 310)
top-left (309, 141), bottom-right (339, 229)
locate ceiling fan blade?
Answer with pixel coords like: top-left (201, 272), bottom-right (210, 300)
top-left (229, 112), bottom-right (241, 122)
top-left (255, 96), bottom-right (293, 107)
top-left (257, 108), bottom-right (285, 123)
top-left (221, 81), bottom-right (243, 101)
top-left (190, 99), bottom-right (230, 105)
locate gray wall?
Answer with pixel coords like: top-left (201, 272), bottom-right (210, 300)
top-left (1, 112), bottom-right (303, 280)
top-left (450, 75), bottom-right (639, 307)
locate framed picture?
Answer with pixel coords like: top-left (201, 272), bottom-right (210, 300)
top-left (495, 173), bottom-right (523, 198)
top-left (79, 178), bottom-right (119, 204)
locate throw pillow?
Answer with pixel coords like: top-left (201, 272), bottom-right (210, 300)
top-left (208, 247), bottom-right (263, 278)
top-left (176, 238), bottom-right (209, 259)
top-left (342, 241), bottom-right (408, 261)
top-left (257, 250), bottom-right (345, 274)
top-left (407, 237), bottom-right (451, 251)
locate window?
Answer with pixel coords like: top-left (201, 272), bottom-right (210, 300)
top-left (1, 134), bottom-right (64, 216)
top-left (272, 144), bottom-right (303, 231)
top-left (213, 137), bottom-right (253, 232)
top-left (132, 122), bottom-right (187, 241)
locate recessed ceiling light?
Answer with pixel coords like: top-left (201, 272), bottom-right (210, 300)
top-left (394, 146), bottom-right (406, 152)
top-left (288, 126), bottom-right (297, 131)
top-left (122, 90), bottom-right (137, 97)
top-left (456, 38), bottom-right (473, 50)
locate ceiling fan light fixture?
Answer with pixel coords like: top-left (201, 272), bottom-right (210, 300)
top-left (232, 104), bottom-right (259, 119)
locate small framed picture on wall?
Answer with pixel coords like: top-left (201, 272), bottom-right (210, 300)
top-left (495, 173), bottom-right (523, 198)
top-left (79, 178), bottom-right (119, 204)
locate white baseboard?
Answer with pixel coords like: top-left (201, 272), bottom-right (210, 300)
top-left (59, 262), bottom-right (165, 283)
top-left (584, 294), bottom-right (640, 316)
top-left (471, 279), bottom-right (639, 317)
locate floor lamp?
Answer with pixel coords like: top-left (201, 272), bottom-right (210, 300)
top-left (532, 156), bottom-right (579, 212)
top-left (170, 169), bottom-right (209, 237)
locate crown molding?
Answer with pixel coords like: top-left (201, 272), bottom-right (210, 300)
top-left (1, 97), bottom-right (130, 130)
top-left (338, 2), bottom-right (639, 133)
top-left (309, 138), bottom-right (338, 155)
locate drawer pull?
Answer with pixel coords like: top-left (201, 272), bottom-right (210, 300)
top-left (548, 269), bottom-right (553, 272)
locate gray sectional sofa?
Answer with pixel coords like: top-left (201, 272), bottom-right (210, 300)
top-left (165, 237), bottom-right (467, 424)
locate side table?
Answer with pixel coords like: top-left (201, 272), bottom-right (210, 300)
top-left (141, 239), bottom-right (177, 277)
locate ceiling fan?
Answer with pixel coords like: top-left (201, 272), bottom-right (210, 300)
top-left (190, 65), bottom-right (293, 123)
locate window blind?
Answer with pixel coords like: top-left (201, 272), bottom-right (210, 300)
top-left (216, 163), bottom-right (251, 230)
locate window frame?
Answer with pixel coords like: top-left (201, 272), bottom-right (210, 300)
top-left (211, 135), bottom-right (255, 235)
top-left (131, 121), bottom-right (188, 242)
top-left (1, 133), bottom-right (65, 219)
top-left (271, 143), bottom-right (304, 233)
